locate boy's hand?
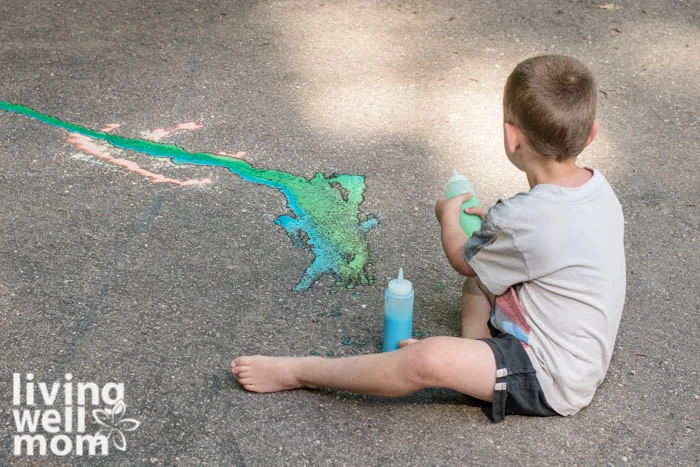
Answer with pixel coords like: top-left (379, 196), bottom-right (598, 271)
top-left (435, 192), bottom-right (474, 225)
top-left (435, 193), bottom-right (478, 277)
top-left (463, 205), bottom-right (486, 220)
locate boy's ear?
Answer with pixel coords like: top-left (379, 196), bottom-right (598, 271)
top-left (504, 122), bottom-right (521, 154)
top-left (586, 121), bottom-right (598, 147)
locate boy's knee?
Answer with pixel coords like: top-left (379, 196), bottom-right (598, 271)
top-left (463, 276), bottom-right (494, 302)
top-left (462, 275), bottom-right (482, 294)
top-left (462, 276), bottom-right (476, 294)
top-left (404, 337), bottom-right (454, 387)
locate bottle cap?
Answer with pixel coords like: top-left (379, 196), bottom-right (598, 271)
top-left (447, 168), bottom-right (467, 183)
top-left (387, 268), bottom-right (413, 295)
top-left (446, 168), bottom-right (474, 199)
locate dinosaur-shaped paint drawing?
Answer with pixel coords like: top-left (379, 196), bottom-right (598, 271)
top-left (0, 102), bottom-right (379, 291)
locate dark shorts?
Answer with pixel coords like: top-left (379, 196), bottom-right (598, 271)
top-left (480, 332), bottom-right (558, 423)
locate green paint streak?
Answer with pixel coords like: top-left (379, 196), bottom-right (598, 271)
top-left (0, 101), bottom-right (379, 291)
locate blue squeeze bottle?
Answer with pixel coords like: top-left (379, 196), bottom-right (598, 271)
top-left (445, 169), bottom-right (482, 237)
top-left (382, 268), bottom-right (414, 352)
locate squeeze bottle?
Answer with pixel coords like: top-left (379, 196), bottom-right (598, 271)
top-left (445, 169), bottom-right (482, 237)
top-left (382, 268), bottom-right (414, 352)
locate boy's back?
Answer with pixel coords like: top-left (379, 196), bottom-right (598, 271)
top-left (467, 168), bottom-right (626, 415)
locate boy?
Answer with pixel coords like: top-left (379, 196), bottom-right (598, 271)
top-left (231, 55), bottom-right (626, 422)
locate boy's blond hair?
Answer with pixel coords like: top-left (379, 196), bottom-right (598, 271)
top-left (504, 55), bottom-right (597, 161)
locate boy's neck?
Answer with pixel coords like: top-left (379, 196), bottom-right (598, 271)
top-left (524, 156), bottom-right (592, 189)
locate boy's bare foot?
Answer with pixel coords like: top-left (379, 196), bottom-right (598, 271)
top-left (231, 356), bottom-right (308, 393)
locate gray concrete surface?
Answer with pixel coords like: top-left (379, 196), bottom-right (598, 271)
top-left (0, 0), bottom-right (697, 465)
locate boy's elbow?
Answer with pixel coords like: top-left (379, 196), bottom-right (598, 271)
top-left (450, 255), bottom-right (476, 277)
top-left (461, 262), bottom-right (477, 277)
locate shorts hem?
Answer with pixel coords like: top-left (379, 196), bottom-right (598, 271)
top-left (480, 333), bottom-right (558, 423)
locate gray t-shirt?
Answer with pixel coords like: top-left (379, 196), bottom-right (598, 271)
top-left (465, 168), bottom-right (626, 415)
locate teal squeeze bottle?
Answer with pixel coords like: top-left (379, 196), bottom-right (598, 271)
top-left (382, 268), bottom-right (414, 352)
top-left (445, 169), bottom-right (482, 237)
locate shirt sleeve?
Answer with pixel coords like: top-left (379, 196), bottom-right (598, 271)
top-left (464, 201), bottom-right (532, 296)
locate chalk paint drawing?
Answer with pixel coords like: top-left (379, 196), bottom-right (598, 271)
top-left (0, 102), bottom-right (379, 291)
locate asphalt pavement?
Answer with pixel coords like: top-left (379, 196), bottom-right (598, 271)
top-left (0, 1), bottom-right (697, 465)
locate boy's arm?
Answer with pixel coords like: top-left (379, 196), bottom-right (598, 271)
top-left (435, 193), bottom-right (478, 277)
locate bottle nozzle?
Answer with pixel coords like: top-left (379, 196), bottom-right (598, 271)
top-left (388, 267), bottom-right (413, 295)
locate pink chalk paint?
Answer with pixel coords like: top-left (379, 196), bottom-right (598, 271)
top-left (100, 123), bottom-right (122, 133)
top-left (173, 121), bottom-right (204, 131)
top-left (143, 121), bottom-right (204, 141)
top-left (65, 133), bottom-right (212, 187)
